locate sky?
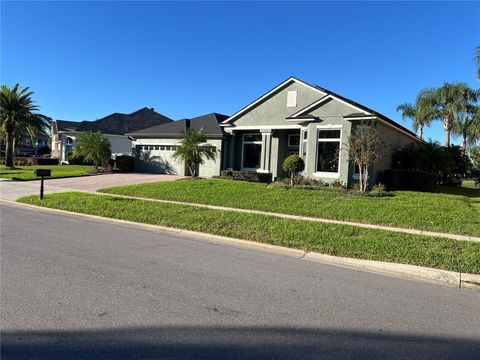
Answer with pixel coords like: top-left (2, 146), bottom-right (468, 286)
top-left (1, 1), bottom-right (479, 144)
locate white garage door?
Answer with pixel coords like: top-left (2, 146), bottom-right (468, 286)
top-left (136, 145), bottom-right (185, 175)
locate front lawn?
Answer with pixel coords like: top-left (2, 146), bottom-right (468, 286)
top-left (17, 192), bottom-right (480, 274)
top-left (0, 165), bottom-right (94, 180)
top-left (99, 179), bottom-right (480, 237)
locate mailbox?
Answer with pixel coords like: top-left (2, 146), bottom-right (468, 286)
top-left (34, 169), bottom-right (51, 177)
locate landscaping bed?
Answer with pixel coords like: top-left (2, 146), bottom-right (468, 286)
top-left (99, 179), bottom-right (480, 237)
top-left (0, 165), bottom-right (95, 180)
top-left (17, 192), bottom-right (480, 274)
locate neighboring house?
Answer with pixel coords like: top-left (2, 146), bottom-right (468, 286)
top-left (51, 107), bottom-right (172, 163)
top-left (220, 76), bottom-right (422, 186)
top-left (128, 113), bottom-right (228, 177)
top-left (0, 135), bottom-right (49, 157)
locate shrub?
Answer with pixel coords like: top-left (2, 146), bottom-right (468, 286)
top-left (282, 154), bottom-right (305, 186)
top-left (68, 152), bottom-right (93, 165)
top-left (25, 157), bottom-right (59, 165)
top-left (363, 184), bottom-right (394, 198)
top-left (115, 155), bottom-right (135, 172)
top-left (220, 170), bottom-right (272, 183)
top-left (383, 169), bottom-right (437, 192)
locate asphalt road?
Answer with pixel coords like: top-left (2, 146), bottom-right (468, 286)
top-left (1, 203), bottom-right (479, 359)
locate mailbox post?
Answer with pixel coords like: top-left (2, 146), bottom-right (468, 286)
top-left (34, 169), bottom-right (52, 200)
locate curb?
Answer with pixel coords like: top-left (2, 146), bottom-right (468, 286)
top-left (2, 199), bottom-right (480, 292)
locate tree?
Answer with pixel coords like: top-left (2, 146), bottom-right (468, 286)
top-left (396, 89), bottom-right (435, 140)
top-left (474, 46), bottom-right (480, 80)
top-left (348, 125), bottom-right (386, 192)
top-left (172, 128), bottom-right (216, 177)
top-left (469, 145), bottom-right (480, 169)
top-left (73, 131), bottom-right (111, 169)
top-left (0, 84), bottom-right (50, 167)
top-left (427, 83), bottom-right (477, 147)
top-left (282, 154), bottom-right (305, 186)
top-left (453, 105), bottom-right (480, 151)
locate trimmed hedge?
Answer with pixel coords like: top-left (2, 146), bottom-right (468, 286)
top-left (25, 157), bottom-right (59, 165)
top-left (220, 170), bottom-right (272, 183)
top-left (383, 169), bottom-right (437, 192)
top-left (115, 155), bottom-right (135, 171)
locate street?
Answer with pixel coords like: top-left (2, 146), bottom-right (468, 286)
top-left (1, 203), bottom-right (479, 359)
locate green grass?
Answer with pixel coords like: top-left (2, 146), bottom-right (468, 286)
top-left (0, 165), bottom-right (94, 180)
top-left (99, 179), bottom-right (480, 237)
top-left (17, 192), bottom-right (480, 274)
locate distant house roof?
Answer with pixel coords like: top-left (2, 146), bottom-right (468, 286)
top-left (127, 113), bottom-right (228, 138)
top-left (56, 107), bottom-right (173, 135)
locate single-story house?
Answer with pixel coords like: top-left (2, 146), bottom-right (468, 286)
top-left (127, 113), bottom-right (228, 177)
top-left (220, 77), bottom-right (422, 186)
top-left (128, 77), bottom-right (421, 186)
top-left (51, 107), bottom-right (173, 163)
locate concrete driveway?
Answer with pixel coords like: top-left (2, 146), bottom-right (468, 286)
top-left (0, 173), bottom-right (183, 201)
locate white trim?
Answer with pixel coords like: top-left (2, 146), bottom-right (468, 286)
top-left (316, 124), bottom-right (343, 129)
top-left (221, 77), bottom-right (327, 124)
top-left (344, 116), bottom-right (377, 121)
top-left (287, 133), bottom-right (300, 148)
top-left (226, 125), bottom-right (302, 131)
top-left (314, 128), bottom-right (342, 176)
top-left (290, 94), bottom-right (370, 119)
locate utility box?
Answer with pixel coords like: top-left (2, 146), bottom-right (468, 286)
top-left (34, 169), bottom-right (51, 177)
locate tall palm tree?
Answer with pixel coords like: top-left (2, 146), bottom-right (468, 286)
top-left (474, 46), bottom-right (480, 80)
top-left (396, 89), bottom-right (435, 140)
top-left (173, 128), bottom-right (216, 177)
top-left (73, 131), bottom-right (111, 169)
top-left (454, 105), bottom-right (480, 151)
top-left (426, 82), bottom-right (476, 147)
top-left (0, 84), bottom-right (50, 167)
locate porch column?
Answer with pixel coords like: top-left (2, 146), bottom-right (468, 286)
top-left (227, 132), bottom-right (235, 169)
top-left (260, 129), bottom-right (272, 172)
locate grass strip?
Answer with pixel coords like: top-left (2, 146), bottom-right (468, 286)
top-left (0, 165), bottom-right (94, 180)
top-left (17, 192), bottom-right (480, 274)
top-left (99, 179), bottom-right (480, 237)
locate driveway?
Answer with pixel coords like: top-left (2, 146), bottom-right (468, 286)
top-left (0, 173), bottom-right (182, 201)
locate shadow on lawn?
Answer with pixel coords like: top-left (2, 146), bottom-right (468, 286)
top-left (438, 186), bottom-right (480, 198)
top-left (2, 325), bottom-right (480, 360)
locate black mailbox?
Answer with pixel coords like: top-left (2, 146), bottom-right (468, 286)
top-left (34, 169), bottom-right (51, 177)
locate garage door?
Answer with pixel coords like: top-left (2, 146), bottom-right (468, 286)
top-left (136, 145), bottom-right (185, 175)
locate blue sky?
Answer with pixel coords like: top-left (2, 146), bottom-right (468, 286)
top-left (1, 1), bottom-right (479, 144)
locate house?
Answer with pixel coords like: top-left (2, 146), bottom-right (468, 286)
top-left (127, 77), bottom-right (421, 186)
top-left (128, 113), bottom-right (228, 177)
top-left (51, 107), bottom-right (173, 163)
top-left (0, 134), bottom-right (49, 157)
top-left (220, 77), bottom-right (422, 186)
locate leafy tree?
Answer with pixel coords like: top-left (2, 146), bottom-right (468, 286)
top-left (73, 131), bottom-right (111, 169)
top-left (173, 128), bottom-right (216, 177)
top-left (469, 145), bottom-right (480, 169)
top-left (0, 84), bottom-right (50, 167)
top-left (453, 105), bottom-right (480, 151)
top-left (396, 89), bottom-right (435, 140)
top-left (348, 125), bottom-right (386, 192)
top-left (282, 154), bottom-right (305, 186)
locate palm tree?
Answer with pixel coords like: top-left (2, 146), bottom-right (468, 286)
top-left (396, 89), bottom-right (435, 140)
top-left (474, 46), bottom-right (480, 80)
top-left (454, 105), bottom-right (480, 151)
top-left (425, 82), bottom-right (476, 147)
top-left (173, 128), bottom-right (216, 177)
top-left (73, 131), bottom-right (111, 169)
top-left (0, 84), bottom-right (50, 167)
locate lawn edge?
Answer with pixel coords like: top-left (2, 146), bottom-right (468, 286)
top-left (95, 191), bottom-right (480, 243)
top-left (4, 198), bottom-right (479, 292)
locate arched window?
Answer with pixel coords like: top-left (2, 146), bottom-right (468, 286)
top-left (66, 137), bottom-right (73, 145)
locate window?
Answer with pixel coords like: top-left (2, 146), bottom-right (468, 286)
top-left (242, 133), bottom-right (262, 169)
top-left (160, 146), bottom-right (165, 151)
top-left (287, 91), bottom-right (297, 107)
top-left (155, 146), bottom-right (159, 150)
top-left (66, 137), bottom-right (73, 145)
top-left (316, 129), bottom-right (341, 173)
top-left (288, 134), bottom-right (300, 148)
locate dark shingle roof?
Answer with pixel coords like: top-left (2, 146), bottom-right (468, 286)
top-left (56, 107), bottom-right (173, 135)
top-left (128, 113), bottom-right (228, 138)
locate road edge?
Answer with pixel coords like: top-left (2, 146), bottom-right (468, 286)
top-left (2, 199), bottom-right (479, 292)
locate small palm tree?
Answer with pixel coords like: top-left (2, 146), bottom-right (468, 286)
top-left (173, 128), bottom-right (216, 177)
top-left (454, 105), bottom-right (480, 151)
top-left (0, 84), bottom-right (50, 167)
top-left (73, 131), bottom-right (111, 169)
top-left (396, 89), bottom-right (435, 140)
